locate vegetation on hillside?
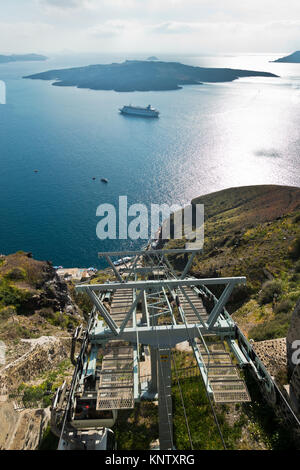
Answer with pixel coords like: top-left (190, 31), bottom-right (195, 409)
top-left (165, 185), bottom-right (300, 340)
top-left (9, 359), bottom-right (72, 408)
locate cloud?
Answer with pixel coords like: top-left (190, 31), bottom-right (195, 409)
top-left (150, 19), bottom-right (300, 36)
top-left (88, 21), bottom-right (132, 38)
top-left (151, 21), bottom-right (199, 34)
top-left (41, 0), bottom-right (88, 8)
top-left (0, 22), bottom-right (55, 53)
top-left (40, 0), bottom-right (138, 10)
top-left (3, 1), bottom-right (300, 53)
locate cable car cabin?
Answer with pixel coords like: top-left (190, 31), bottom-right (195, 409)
top-left (71, 397), bottom-right (117, 429)
top-left (58, 428), bottom-right (116, 450)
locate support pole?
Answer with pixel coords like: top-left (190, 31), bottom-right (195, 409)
top-left (149, 347), bottom-right (158, 394)
top-left (141, 290), bottom-right (149, 325)
top-left (180, 252), bottom-right (196, 279)
top-left (104, 255), bottom-right (123, 282)
top-left (158, 348), bottom-right (173, 450)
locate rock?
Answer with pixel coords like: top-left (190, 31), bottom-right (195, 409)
top-left (0, 402), bottom-right (50, 450)
top-left (0, 336), bottom-right (68, 395)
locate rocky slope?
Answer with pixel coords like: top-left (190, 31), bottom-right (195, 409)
top-left (0, 251), bottom-right (81, 449)
top-left (166, 184), bottom-right (300, 340)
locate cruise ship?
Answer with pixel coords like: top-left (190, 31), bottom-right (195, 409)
top-left (119, 104), bottom-right (159, 118)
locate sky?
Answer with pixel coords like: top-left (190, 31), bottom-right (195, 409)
top-left (0, 0), bottom-right (300, 55)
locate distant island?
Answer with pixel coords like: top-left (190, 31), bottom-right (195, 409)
top-left (272, 51), bottom-right (300, 63)
top-left (23, 59), bottom-right (278, 92)
top-left (147, 56), bottom-right (159, 61)
top-left (0, 53), bottom-right (48, 64)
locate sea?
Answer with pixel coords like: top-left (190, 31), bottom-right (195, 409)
top-left (0, 52), bottom-right (299, 268)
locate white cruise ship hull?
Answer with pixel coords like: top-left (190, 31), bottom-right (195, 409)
top-left (120, 106), bottom-right (159, 118)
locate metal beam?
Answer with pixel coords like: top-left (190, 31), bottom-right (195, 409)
top-left (207, 282), bottom-right (236, 329)
top-left (104, 254), bottom-right (123, 282)
top-left (191, 339), bottom-right (213, 395)
top-left (85, 345), bottom-right (98, 378)
top-left (119, 290), bottom-right (143, 333)
top-left (125, 253), bottom-right (143, 281)
top-left (98, 249), bottom-right (201, 256)
top-left (149, 347), bottom-right (158, 394)
top-left (158, 348), bottom-right (173, 450)
top-left (133, 344), bottom-right (140, 400)
top-left (77, 277), bottom-right (246, 292)
top-left (86, 289), bottom-right (119, 336)
top-left (141, 290), bottom-right (150, 326)
top-left (90, 323), bottom-right (235, 347)
top-left (180, 252), bottom-right (196, 279)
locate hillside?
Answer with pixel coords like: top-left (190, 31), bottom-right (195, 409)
top-left (166, 185), bottom-right (300, 339)
top-left (273, 51), bottom-right (300, 63)
top-left (0, 251), bottom-right (80, 355)
top-left (0, 251), bottom-right (82, 449)
top-left (24, 60), bottom-right (278, 92)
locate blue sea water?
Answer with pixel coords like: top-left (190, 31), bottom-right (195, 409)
top-left (0, 53), bottom-right (300, 268)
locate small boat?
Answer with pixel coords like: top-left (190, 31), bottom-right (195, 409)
top-left (34, 169), bottom-right (38, 173)
top-left (101, 178), bottom-right (108, 183)
top-left (92, 177), bottom-right (96, 180)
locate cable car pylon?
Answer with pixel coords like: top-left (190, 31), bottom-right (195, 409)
top-left (51, 247), bottom-right (286, 450)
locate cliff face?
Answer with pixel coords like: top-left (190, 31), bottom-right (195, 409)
top-left (0, 251), bottom-right (78, 316)
top-left (0, 401), bottom-right (50, 450)
top-left (0, 252), bottom-right (80, 449)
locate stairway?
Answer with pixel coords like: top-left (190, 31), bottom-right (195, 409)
top-left (97, 342), bottom-right (135, 410)
top-left (109, 289), bottom-right (134, 327)
top-left (198, 342), bottom-right (250, 404)
top-left (178, 287), bottom-right (209, 324)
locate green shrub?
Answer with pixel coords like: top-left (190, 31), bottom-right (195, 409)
top-left (274, 298), bottom-right (294, 314)
top-left (17, 381), bottom-right (53, 408)
top-left (295, 260), bottom-right (300, 273)
top-left (73, 291), bottom-right (93, 317)
top-left (290, 273), bottom-right (300, 284)
top-left (0, 305), bottom-right (17, 319)
top-left (46, 311), bottom-right (78, 329)
top-left (5, 267), bottom-right (26, 281)
top-left (258, 280), bottom-right (283, 305)
top-left (230, 284), bottom-right (252, 305)
top-left (293, 213), bottom-right (300, 224)
top-left (288, 237), bottom-right (300, 260)
top-left (0, 279), bottom-right (32, 311)
top-left (249, 312), bottom-right (292, 341)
